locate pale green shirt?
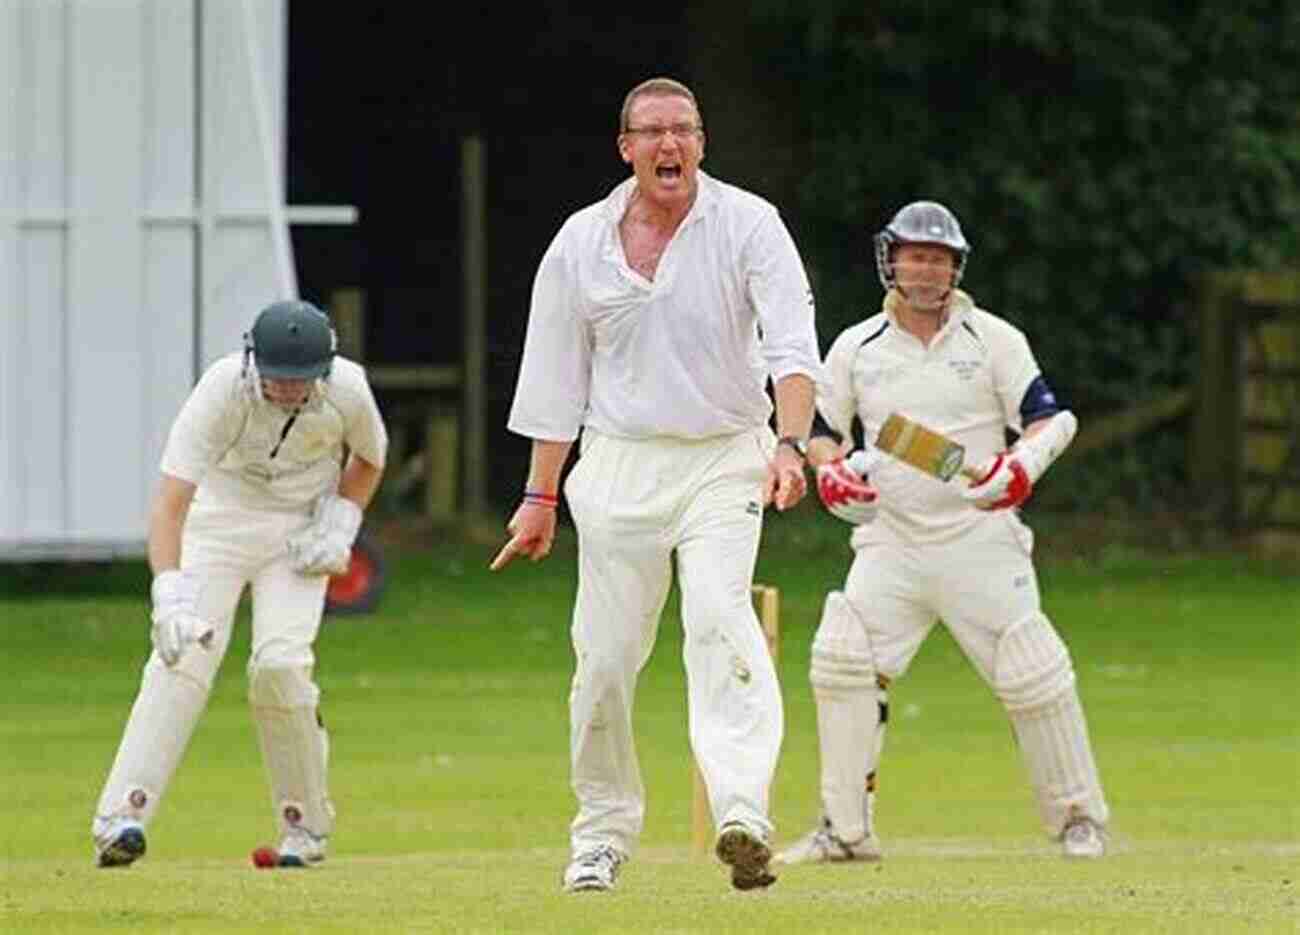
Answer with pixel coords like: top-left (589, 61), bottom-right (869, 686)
top-left (160, 354), bottom-right (387, 512)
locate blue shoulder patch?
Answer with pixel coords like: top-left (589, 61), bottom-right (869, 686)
top-left (1019, 375), bottom-right (1061, 425)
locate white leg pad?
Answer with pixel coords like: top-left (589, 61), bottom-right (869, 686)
top-left (248, 663), bottom-right (335, 839)
top-left (810, 592), bottom-right (881, 842)
top-left (93, 655), bottom-right (211, 837)
top-left (868, 686), bottom-right (888, 794)
top-left (993, 614), bottom-right (1109, 835)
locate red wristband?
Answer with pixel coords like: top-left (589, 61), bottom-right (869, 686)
top-left (523, 490), bottom-right (559, 509)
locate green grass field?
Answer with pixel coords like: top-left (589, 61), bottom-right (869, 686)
top-left (1, 510), bottom-right (1297, 933)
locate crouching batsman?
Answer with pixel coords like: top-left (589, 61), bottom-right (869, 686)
top-left (776, 201), bottom-right (1110, 868)
top-left (92, 301), bottom-right (387, 868)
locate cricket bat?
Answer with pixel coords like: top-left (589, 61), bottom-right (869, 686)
top-left (874, 412), bottom-right (986, 483)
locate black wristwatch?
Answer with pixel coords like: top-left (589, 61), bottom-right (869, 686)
top-left (777, 435), bottom-right (809, 461)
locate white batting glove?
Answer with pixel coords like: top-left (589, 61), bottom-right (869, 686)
top-left (150, 570), bottom-right (215, 667)
top-left (962, 452), bottom-right (1033, 510)
top-left (816, 449), bottom-right (880, 525)
top-left (287, 494), bottom-right (363, 576)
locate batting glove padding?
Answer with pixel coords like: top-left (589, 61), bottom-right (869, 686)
top-left (817, 451), bottom-right (879, 525)
top-left (1013, 410), bottom-right (1079, 484)
top-left (287, 494), bottom-right (363, 576)
top-left (963, 453), bottom-right (1032, 510)
top-left (150, 570), bottom-right (214, 667)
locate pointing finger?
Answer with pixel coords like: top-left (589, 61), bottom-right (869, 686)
top-left (490, 536), bottom-right (524, 571)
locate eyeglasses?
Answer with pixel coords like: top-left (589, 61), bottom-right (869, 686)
top-left (622, 123), bottom-right (702, 141)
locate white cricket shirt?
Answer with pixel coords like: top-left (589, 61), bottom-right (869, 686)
top-left (508, 171), bottom-right (822, 441)
top-left (160, 354), bottom-right (388, 512)
top-left (818, 290), bottom-right (1042, 545)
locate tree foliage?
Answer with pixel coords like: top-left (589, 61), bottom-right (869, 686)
top-left (744, 0), bottom-right (1300, 507)
top-left (746, 2), bottom-right (1299, 399)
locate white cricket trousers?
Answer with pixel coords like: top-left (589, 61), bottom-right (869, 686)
top-left (563, 427), bottom-right (781, 858)
top-left (844, 512), bottom-right (1109, 835)
top-left (93, 495), bottom-right (327, 832)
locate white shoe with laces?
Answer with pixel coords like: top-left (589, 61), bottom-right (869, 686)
top-left (1062, 815), bottom-right (1106, 859)
top-left (562, 845), bottom-right (625, 892)
top-left (775, 788), bottom-right (882, 865)
top-left (277, 825), bottom-right (327, 867)
top-left (774, 814), bottom-right (882, 865)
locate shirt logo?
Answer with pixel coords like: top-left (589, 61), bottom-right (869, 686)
top-left (948, 359), bottom-right (981, 381)
top-left (745, 501), bottom-right (762, 516)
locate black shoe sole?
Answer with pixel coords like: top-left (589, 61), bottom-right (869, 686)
top-left (98, 827), bottom-right (146, 868)
top-left (715, 827), bottom-right (777, 891)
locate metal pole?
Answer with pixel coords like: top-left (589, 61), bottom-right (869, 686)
top-left (238, 0), bottom-right (296, 300)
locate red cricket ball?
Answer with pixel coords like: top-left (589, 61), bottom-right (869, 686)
top-left (251, 845), bottom-right (279, 869)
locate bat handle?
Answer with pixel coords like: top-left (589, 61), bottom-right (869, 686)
top-left (959, 464), bottom-right (987, 483)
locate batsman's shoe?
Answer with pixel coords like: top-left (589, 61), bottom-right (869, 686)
top-left (715, 822), bottom-right (776, 891)
top-left (95, 819), bottom-right (147, 868)
top-left (562, 845), bottom-right (625, 892)
top-left (1062, 816), bottom-right (1105, 859)
top-left (277, 826), bottom-right (327, 867)
top-left (774, 816), bottom-right (882, 866)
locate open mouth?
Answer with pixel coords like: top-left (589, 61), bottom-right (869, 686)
top-left (655, 165), bottom-right (682, 181)
top-left (903, 285), bottom-right (948, 308)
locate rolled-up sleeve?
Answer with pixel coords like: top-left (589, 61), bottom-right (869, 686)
top-left (816, 329), bottom-right (859, 440)
top-left (159, 358), bottom-right (242, 485)
top-left (341, 365), bottom-right (389, 470)
top-left (746, 210), bottom-right (823, 384)
top-left (506, 229), bottom-right (592, 442)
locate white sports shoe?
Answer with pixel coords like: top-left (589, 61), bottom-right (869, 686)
top-left (562, 846), bottom-right (625, 892)
top-left (94, 818), bottom-right (147, 868)
top-left (1062, 816), bottom-right (1105, 859)
top-left (774, 815), bottom-right (882, 865)
top-left (277, 825), bottom-right (327, 867)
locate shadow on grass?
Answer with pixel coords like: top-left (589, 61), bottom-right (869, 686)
top-left (3, 503), bottom-right (1292, 602)
top-left (0, 559), bottom-right (151, 599)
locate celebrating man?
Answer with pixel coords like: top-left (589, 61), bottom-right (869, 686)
top-left (493, 77), bottom-right (821, 892)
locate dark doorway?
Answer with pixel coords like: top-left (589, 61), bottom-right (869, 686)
top-left (287, 4), bottom-right (690, 507)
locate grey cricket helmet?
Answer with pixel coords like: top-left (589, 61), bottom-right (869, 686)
top-left (245, 300), bottom-right (336, 380)
top-left (874, 200), bottom-right (971, 293)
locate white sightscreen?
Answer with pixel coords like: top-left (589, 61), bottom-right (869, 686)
top-left (0, 0), bottom-right (310, 559)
